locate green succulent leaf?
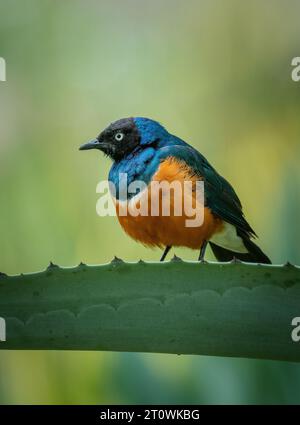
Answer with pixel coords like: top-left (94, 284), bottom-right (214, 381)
top-left (0, 261), bottom-right (300, 362)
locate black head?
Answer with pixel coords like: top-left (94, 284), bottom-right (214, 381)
top-left (80, 117), bottom-right (169, 162)
top-left (79, 117), bottom-right (140, 162)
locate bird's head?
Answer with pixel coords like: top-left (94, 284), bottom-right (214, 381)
top-left (79, 117), bottom-right (168, 162)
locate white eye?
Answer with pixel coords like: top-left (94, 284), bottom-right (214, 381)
top-left (115, 132), bottom-right (124, 141)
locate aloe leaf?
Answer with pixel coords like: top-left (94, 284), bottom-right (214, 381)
top-left (0, 260), bottom-right (299, 362)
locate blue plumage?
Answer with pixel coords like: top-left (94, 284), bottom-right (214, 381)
top-left (108, 146), bottom-right (156, 199)
top-left (109, 117), bottom-right (190, 198)
top-left (134, 117), bottom-right (169, 146)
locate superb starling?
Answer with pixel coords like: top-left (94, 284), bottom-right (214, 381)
top-left (80, 117), bottom-right (271, 263)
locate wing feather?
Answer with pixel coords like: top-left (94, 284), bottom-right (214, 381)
top-left (157, 145), bottom-right (256, 238)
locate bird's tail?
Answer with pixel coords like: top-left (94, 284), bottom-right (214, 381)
top-left (209, 237), bottom-right (271, 264)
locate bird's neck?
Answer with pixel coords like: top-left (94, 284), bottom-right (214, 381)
top-left (108, 147), bottom-right (159, 200)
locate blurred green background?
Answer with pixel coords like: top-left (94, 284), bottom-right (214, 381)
top-left (1, 0), bottom-right (300, 404)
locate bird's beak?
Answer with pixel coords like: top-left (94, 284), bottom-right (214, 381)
top-left (79, 138), bottom-right (101, 151)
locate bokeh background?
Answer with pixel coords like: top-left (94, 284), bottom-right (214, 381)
top-left (1, 0), bottom-right (300, 404)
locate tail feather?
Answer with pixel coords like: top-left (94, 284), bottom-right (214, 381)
top-left (209, 238), bottom-right (271, 264)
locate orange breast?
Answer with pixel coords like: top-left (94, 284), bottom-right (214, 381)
top-left (115, 157), bottom-right (223, 249)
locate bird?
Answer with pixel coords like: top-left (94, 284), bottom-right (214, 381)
top-left (80, 117), bottom-right (271, 264)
